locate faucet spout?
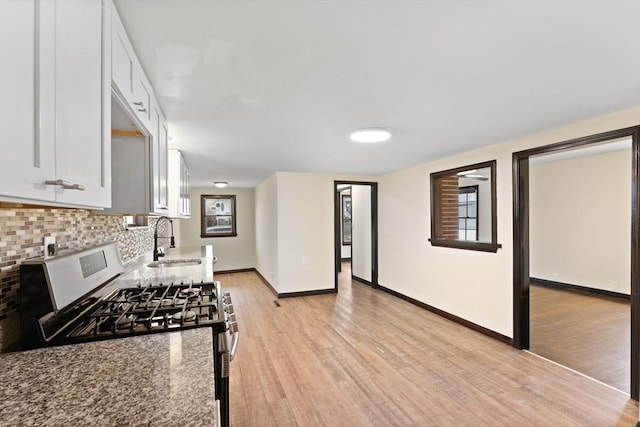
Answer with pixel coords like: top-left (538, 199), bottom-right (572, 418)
top-left (153, 216), bottom-right (175, 261)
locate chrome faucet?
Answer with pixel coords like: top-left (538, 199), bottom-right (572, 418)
top-left (153, 216), bottom-right (175, 261)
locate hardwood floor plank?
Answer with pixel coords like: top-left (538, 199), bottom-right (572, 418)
top-left (217, 271), bottom-right (638, 426)
top-left (530, 284), bottom-right (630, 392)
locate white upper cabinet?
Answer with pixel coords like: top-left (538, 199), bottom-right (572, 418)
top-left (111, 10), bottom-right (135, 103)
top-left (168, 149), bottom-right (191, 219)
top-left (54, 0), bottom-right (112, 207)
top-left (157, 115), bottom-right (169, 212)
top-left (0, 0), bottom-right (55, 202)
top-left (0, 0), bottom-right (111, 208)
top-left (111, 6), bottom-right (152, 134)
top-left (149, 101), bottom-right (169, 214)
top-left (179, 152), bottom-right (191, 218)
top-left (133, 69), bottom-right (153, 131)
top-left (106, 4), bottom-right (170, 216)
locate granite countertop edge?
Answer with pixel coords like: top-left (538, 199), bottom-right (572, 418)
top-left (0, 245), bottom-right (219, 426)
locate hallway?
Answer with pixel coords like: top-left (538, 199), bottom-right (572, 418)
top-left (217, 271), bottom-right (637, 426)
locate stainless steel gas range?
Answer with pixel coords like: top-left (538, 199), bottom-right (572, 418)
top-left (19, 242), bottom-right (238, 427)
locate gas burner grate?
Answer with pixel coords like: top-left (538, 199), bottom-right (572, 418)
top-left (65, 281), bottom-right (221, 339)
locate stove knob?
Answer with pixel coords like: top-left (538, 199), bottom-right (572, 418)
top-left (225, 304), bottom-right (234, 314)
top-left (229, 321), bottom-right (239, 333)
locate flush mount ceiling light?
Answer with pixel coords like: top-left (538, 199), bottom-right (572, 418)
top-left (213, 181), bottom-right (228, 188)
top-left (349, 128), bottom-right (392, 143)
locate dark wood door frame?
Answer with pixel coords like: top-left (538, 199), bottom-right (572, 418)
top-left (512, 125), bottom-right (640, 400)
top-left (334, 181), bottom-right (378, 291)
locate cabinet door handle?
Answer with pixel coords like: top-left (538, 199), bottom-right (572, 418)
top-left (45, 179), bottom-right (85, 191)
top-left (137, 108), bottom-right (147, 113)
top-left (133, 101), bottom-right (144, 106)
top-left (65, 183), bottom-right (85, 191)
top-left (157, 206), bottom-right (168, 210)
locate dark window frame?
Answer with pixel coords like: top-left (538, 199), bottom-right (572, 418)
top-left (458, 185), bottom-right (479, 241)
top-left (429, 160), bottom-right (501, 252)
top-left (200, 194), bottom-right (237, 238)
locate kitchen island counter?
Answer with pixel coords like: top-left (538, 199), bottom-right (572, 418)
top-left (0, 327), bottom-right (217, 426)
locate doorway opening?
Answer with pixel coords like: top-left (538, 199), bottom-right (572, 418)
top-left (334, 181), bottom-right (378, 291)
top-left (513, 125), bottom-right (640, 399)
top-left (337, 185), bottom-right (352, 275)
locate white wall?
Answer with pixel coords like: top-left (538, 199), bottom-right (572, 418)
top-left (378, 108), bottom-right (639, 338)
top-left (254, 172), bottom-right (375, 294)
top-left (179, 186), bottom-right (257, 272)
top-left (530, 148), bottom-right (631, 294)
top-left (351, 185), bottom-right (372, 282)
top-left (255, 175), bottom-right (278, 290)
top-left (276, 172), bottom-right (336, 293)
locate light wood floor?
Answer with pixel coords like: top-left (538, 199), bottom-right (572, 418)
top-left (530, 284), bottom-right (630, 393)
top-left (218, 267), bottom-right (638, 426)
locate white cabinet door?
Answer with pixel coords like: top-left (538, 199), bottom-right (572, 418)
top-left (167, 149), bottom-right (179, 218)
top-left (158, 117), bottom-right (169, 212)
top-left (150, 108), bottom-right (169, 214)
top-left (0, 0), bottom-right (110, 208)
top-left (111, 6), bottom-right (152, 135)
top-left (149, 103), bottom-right (168, 215)
top-left (168, 149), bottom-right (190, 218)
top-left (133, 67), bottom-right (153, 131)
top-left (180, 153), bottom-right (191, 218)
top-left (54, 0), bottom-right (111, 207)
top-left (111, 6), bottom-right (135, 102)
top-left (0, 0), bottom-right (56, 202)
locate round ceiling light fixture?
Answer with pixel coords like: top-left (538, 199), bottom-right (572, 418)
top-left (349, 127), bottom-right (392, 143)
top-left (213, 181), bottom-right (228, 188)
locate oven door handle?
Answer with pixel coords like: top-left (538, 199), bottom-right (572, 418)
top-left (229, 323), bottom-right (239, 361)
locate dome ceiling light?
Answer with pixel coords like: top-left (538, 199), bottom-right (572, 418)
top-left (349, 128), bottom-right (392, 143)
top-left (214, 181), bottom-right (228, 188)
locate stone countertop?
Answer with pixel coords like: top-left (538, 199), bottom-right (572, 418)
top-left (112, 245), bottom-right (217, 288)
top-left (0, 328), bottom-right (217, 426)
top-left (0, 245), bottom-right (220, 426)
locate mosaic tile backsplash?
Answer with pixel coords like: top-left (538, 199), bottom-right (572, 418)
top-left (0, 207), bottom-right (160, 351)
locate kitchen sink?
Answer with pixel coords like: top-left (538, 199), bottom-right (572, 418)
top-left (147, 259), bottom-right (202, 268)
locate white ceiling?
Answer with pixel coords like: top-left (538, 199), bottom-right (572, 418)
top-left (113, 0), bottom-right (640, 188)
